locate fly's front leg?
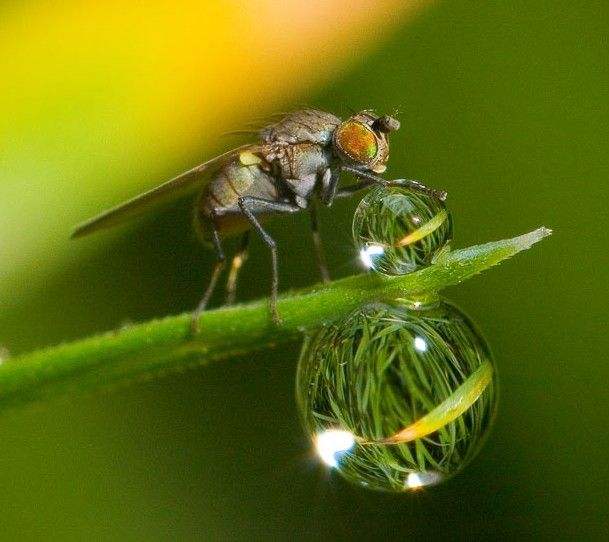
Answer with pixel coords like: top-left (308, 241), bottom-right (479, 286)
top-left (308, 200), bottom-right (330, 283)
top-left (225, 231), bottom-right (250, 305)
top-left (191, 217), bottom-right (225, 334)
top-left (391, 179), bottom-right (448, 201)
top-left (341, 166), bottom-right (447, 201)
top-left (237, 196), bottom-right (300, 325)
top-left (335, 178), bottom-right (376, 199)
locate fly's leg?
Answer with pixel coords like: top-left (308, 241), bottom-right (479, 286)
top-left (225, 231), bottom-right (250, 305)
top-left (237, 197), bottom-right (300, 325)
top-left (390, 179), bottom-right (448, 201)
top-left (191, 218), bottom-right (225, 334)
top-left (335, 178), bottom-right (376, 199)
top-left (341, 166), bottom-right (447, 201)
top-left (319, 166), bottom-right (340, 206)
top-left (308, 200), bottom-right (330, 283)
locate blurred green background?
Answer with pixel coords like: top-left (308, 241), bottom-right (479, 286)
top-left (1, 0), bottom-right (608, 539)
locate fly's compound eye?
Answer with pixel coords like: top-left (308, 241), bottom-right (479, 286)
top-left (334, 121), bottom-right (378, 165)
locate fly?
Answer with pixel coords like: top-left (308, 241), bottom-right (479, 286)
top-left (72, 109), bottom-right (447, 333)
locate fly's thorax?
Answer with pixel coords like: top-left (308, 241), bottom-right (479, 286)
top-left (332, 111), bottom-right (400, 174)
top-left (276, 143), bottom-right (331, 179)
top-left (262, 142), bottom-right (332, 202)
top-left (260, 109), bottom-right (341, 145)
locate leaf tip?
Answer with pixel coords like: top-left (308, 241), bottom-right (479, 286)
top-left (538, 226), bottom-right (553, 237)
top-left (516, 226), bottom-right (553, 250)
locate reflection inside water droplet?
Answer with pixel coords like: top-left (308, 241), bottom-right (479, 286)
top-left (296, 301), bottom-right (497, 492)
top-left (353, 187), bottom-right (453, 275)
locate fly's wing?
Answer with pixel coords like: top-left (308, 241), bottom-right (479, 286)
top-left (221, 110), bottom-right (340, 145)
top-left (219, 112), bottom-right (289, 139)
top-left (71, 144), bottom-right (256, 239)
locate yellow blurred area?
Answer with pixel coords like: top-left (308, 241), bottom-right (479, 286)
top-left (0, 0), bottom-right (428, 311)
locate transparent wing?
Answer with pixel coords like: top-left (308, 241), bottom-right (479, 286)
top-left (219, 113), bottom-right (289, 139)
top-left (71, 144), bottom-right (255, 239)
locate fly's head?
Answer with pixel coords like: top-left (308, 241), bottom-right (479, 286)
top-left (332, 111), bottom-right (400, 174)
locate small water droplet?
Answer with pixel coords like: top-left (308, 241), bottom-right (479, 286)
top-left (353, 186), bottom-right (453, 275)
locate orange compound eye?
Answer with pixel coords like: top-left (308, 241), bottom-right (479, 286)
top-left (335, 121), bottom-right (378, 164)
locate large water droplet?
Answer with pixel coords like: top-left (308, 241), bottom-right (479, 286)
top-left (296, 301), bottom-right (497, 492)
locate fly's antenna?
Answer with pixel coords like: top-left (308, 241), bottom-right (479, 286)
top-left (372, 115), bottom-right (400, 133)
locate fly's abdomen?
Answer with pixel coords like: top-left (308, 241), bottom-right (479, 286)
top-left (195, 158), bottom-right (279, 240)
top-left (201, 157), bottom-right (278, 216)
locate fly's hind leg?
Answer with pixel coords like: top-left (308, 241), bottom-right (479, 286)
top-left (191, 216), bottom-right (226, 334)
top-left (308, 201), bottom-right (330, 283)
top-left (237, 196), bottom-right (300, 325)
top-left (225, 231), bottom-right (250, 305)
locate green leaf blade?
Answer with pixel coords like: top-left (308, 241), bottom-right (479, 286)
top-left (0, 227), bottom-right (551, 413)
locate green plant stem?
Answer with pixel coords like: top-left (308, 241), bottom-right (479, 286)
top-left (0, 227), bottom-right (551, 412)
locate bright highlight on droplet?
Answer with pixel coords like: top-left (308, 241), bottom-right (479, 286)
top-left (414, 336), bottom-right (428, 352)
top-left (405, 471), bottom-right (443, 489)
top-left (406, 472), bottom-right (424, 489)
top-left (359, 244), bottom-right (385, 269)
top-left (315, 429), bottom-right (355, 468)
